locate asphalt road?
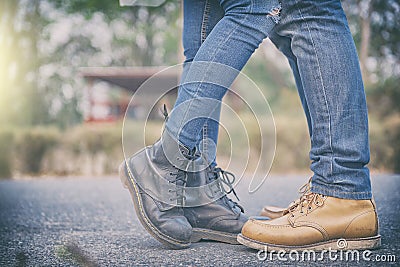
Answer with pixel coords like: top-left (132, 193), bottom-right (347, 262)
top-left (0, 174), bottom-right (399, 266)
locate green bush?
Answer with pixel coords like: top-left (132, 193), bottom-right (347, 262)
top-left (0, 109), bottom-right (398, 177)
top-left (65, 125), bottom-right (122, 155)
top-left (369, 118), bottom-right (393, 171)
top-left (15, 127), bottom-right (60, 174)
top-left (367, 77), bottom-right (400, 173)
top-left (0, 131), bottom-right (14, 178)
top-left (62, 124), bottom-right (127, 174)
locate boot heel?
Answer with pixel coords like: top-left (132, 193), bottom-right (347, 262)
top-left (343, 235), bottom-right (381, 250)
top-left (118, 158), bottom-right (191, 249)
top-left (191, 228), bottom-right (239, 244)
top-left (190, 231), bottom-right (203, 242)
top-left (119, 162), bottom-right (129, 189)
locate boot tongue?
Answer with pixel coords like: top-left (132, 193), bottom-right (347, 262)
top-left (185, 159), bottom-right (208, 187)
top-left (183, 162), bottom-right (229, 207)
top-left (185, 165), bottom-right (244, 213)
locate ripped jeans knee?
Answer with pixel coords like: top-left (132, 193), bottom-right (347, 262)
top-left (267, 2), bottom-right (282, 24)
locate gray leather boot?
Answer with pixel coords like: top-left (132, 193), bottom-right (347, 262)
top-left (119, 130), bottom-right (196, 249)
top-left (184, 165), bottom-right (248, 244)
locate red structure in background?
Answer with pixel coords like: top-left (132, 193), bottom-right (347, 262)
top-left (80, 67), bottom-right (179, 123)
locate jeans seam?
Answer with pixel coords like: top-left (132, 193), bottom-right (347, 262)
top-left (201, 0), bottom-right (211, 43)
top-left (294, 0), bottom-right (334, 175)
top-left (200, 0), bottom-right (211, 153)
top-left (202, 123), bottom-right (208, 159)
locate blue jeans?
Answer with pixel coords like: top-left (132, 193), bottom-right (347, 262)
top-left (165, 0), bottom-right (372, 200)
top-left (168, 0), bottom-right (281, 163)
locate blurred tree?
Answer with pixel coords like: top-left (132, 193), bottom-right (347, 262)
top-left (1, 0), bottom-right (180, 128)
top-left (368, 77), bottom-right (400, 116)
top-left (51, 0), bottom-right (180, 65)
top-left (40, 0), bottom-right (181, 127)
top-left (0, 1), bottom-right (19, 126)
top-left (0, 0), bottom-right (49, 126)
top-left (342, 0), bottom-right (400, 82)
top-left (370, 0), bottom-right (399, 77)
top-left (1, 0), bottom-right (398, 128)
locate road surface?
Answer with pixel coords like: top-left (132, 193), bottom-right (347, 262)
top-left (1, 174), bottom-right (399, 266)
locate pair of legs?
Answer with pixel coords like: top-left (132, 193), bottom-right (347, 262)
top-left (121, 0), bottom-right (280, 249)
top-left (167, 0), bottom-right (372, 199)
top-left (121, 0), bottom-right (379, 250)
top-left (167, 0), bottom-right (281, 166)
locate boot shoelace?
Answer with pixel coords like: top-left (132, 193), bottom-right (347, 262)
top-left (168, 150), bottom-right (198, 204)
top-left (162, 104), bottom-right (243, 212)
top-left (284, 178), bottom-right (312, 213)
top-left (288, 181), bottom-right (327, 217)
top-left (168, 170), bottom-right (187, 204)
top-left (161, 104), bottom-right (169, 121)
top-left (162, 104), bottom-right (196, 205)
top-left (210, 167), bottom-right (244, 213)
top-left (162, 104), bottom-right (186, 203)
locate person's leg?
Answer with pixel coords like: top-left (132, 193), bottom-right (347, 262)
top-left (239, 0), bottom-right (380, 251)
top-left (120, 0), bottom-right (220, 249)
top-left (176, 0), bottom-right (224, 166)
top-left (165, 0), bottom-right (282, 166)
top-left (120, 0), bottom-right (281, 249)
top-left (175, 0), bottom-right (281, 244)
top-left (269, 33), bottom-right (312, 137)
top-left (180, 0), bottom-right (224, 64)
top-left (271, 0), bottom-right (371, 198)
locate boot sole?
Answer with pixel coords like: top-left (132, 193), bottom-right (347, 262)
top-left (119, 162), bottom-right (191, 249)
top-left (237, 234), bottom-right (381, 251)
top-left (191, 228), bottom-right (240, 245)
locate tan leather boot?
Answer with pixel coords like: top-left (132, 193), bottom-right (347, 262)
top-left (238, 191), bottom-right (381, 251)
top-left (259, 205), bottom-right (285, 219)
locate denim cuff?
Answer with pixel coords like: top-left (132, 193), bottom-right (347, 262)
top-left (311, 185), bottom-right (372, 200)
